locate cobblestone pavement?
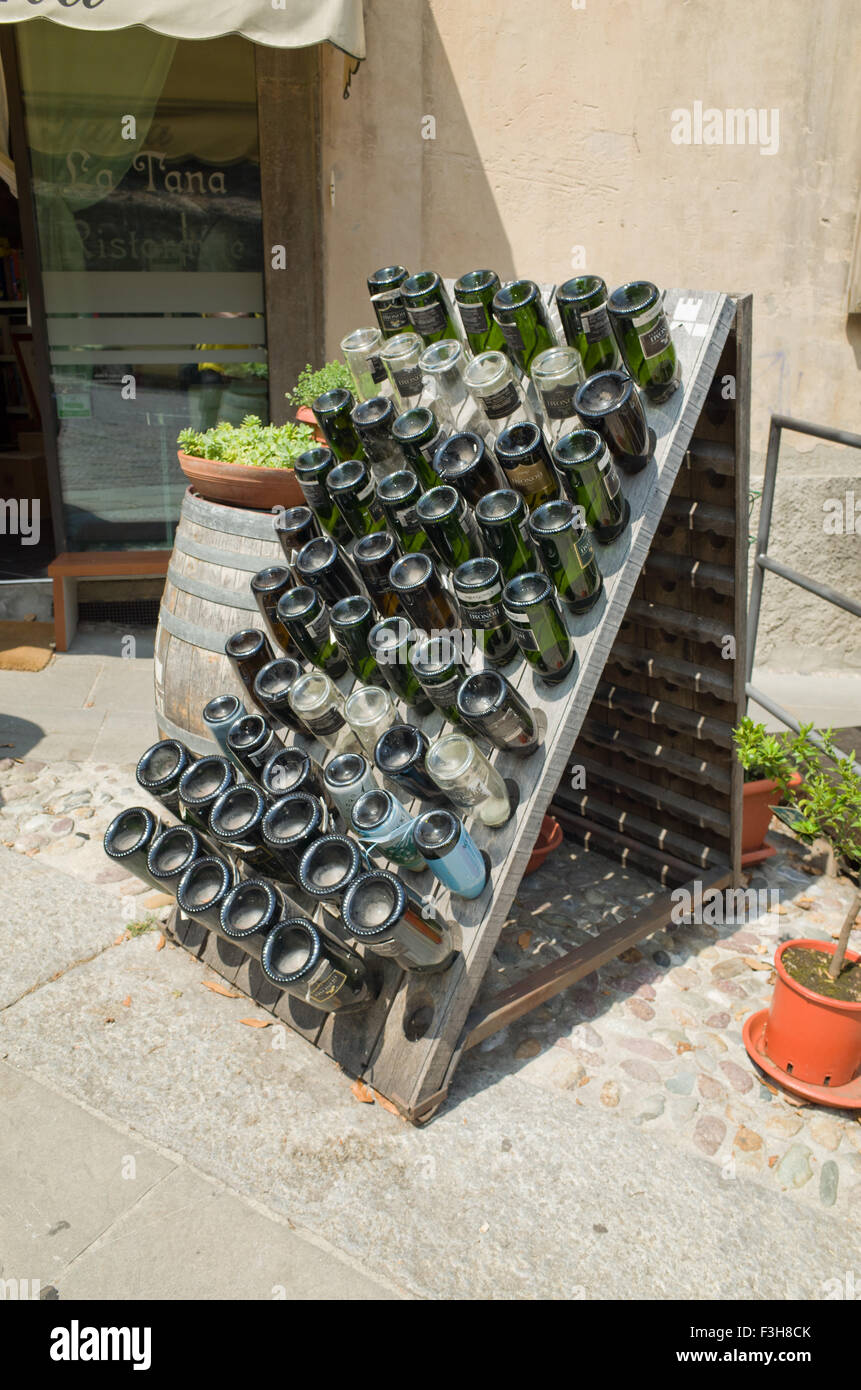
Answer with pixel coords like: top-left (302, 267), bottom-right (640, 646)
top-left (1, 753), bottom-right (859, 1223)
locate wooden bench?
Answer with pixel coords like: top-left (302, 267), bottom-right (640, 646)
top-left (46, 550), bottom-right (171, 652)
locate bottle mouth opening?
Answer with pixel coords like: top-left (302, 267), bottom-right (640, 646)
top-left (413, 809), bottom-right (457, 852)
top-left (352, 396), bottom-right (392, 426)
top-left (291, 672), bottom-right (331, 713)
top-left (504, 572), bottom-right (552, 607)
top-left (436, 432), bottom-right (483, 473)
top-left (251, 564), bottom-right (291, 593)
top-left (368, 617), bottom-right (411, 657)
top-left (331, 595), bottom-right (372, 628)
top-left (149, 827), bottom-right (196, 874)
top-left (557, 274), bottom-right (604, 303)
top-left (553, 429), bottom-right (604, 466)
top-left (392, 407), bottom-right (434, 442)
top-left (297, 447), bottom-right (334, 473)
top-left (369, 265), bottom-right (407, 288)
top-left (341, 327), bottom-right (379, 352)
top-left (277, 584), bottom-right (317, 620)
top-left (227, 715), bottom-right (266, 751)
top-left (274, 507), bottom-right (313, 533)
top-left (379, 332), bottom-right (422, 361)
top-left (222, 880), bottom-right (277, 935)
top-left (532, 346), bottom-right (582, 382)
top-left (344, 873), bottom-right (402, 933)
top-left (458, 670), bottom-right (505, 716)
top-left (179, 859), bottom-right (229, 909)
top-left (411, 634), bottom-right (461, 675)
top-left (345, 685), bottom-right (390, 724)
top-left (328, 460), bottom-right (366, 493)
top-left (476, 489), bottom-right (520, 524)
top-left (262, 749), bottom-right (308, 794)
top-left (264, 794), bottom-right (320, 843)
top-left (255, 659), bottom-right (301, 698)
top-left (419, 340), bottom-right (461, 372)
top-left (296, 536), bottom-right (337, 573)
top-left (463, 351), bottom-right (507, 389)
top-left (416, 486), bottom-right (459, 522)
top-left (180, 758), bottom-right (231, 803)
top-left (301, 837), bottom-right (360, 892)
top-left (212, 787), bottom-right (262, 835)
top-left (575, 371), bottom-right (631, 415)
top-left (325, 753), bottom-right (366, 787)
top-left (354, 532), bottom-right (395, 564)
top-left (377, 469), bottom-right (417, 503)
top-left (137, 741), bottom-right (183, 785)
top-left (375, 724), bottom-right (421, 771)
top-left (203, 695), bottom-right (241, 725)
top-left (493, 279), bottom-right (538, 311)
top-left (453, 556), bottom-right (500, 591)
top-left (390, 553), bottom-right (433, 590)
top-left (495, 422), bottom-right (541, 458)
top-left (351, 790), bottom-right (391, 832)
top-left (529, 499), bottom-right (577, 535)
top-left (608, 280), bottom-right (659, 316)
top-left (403, 270), bottom-right (439, 298)
top-left (426, 733), bottom-right (472, 779)
top-left (225, 629), bottom-right (263, 659)
top-left (313, 387), bottom-right (352, 416)
top-left (107, 808), bottom-right (151, 854)
top-left (264, 920), bottom-right (318, 981)
top-left (455, 269), bottom-right (497, 296)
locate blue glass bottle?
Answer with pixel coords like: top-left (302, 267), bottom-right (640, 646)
top-left (412, 809), bottom-right (488, 898)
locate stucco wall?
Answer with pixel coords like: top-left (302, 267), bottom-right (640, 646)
top-left (320, 0), bottom-right (861, 669)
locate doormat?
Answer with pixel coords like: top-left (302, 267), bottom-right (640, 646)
top-left (0, 619), bottom-right (55, 671)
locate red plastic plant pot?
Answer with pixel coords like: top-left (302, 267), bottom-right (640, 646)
top-left (296, 406), bottom-right (328, 443)
top-left (764, 938), bottom-right (861, 1088)
top-left (741, 772), bottom-right (802, 858)
top-left (524, 814), bottom-right (563, 877)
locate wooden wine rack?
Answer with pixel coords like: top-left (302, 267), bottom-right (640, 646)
top-left (166, 287), bottom-right (751, 1124)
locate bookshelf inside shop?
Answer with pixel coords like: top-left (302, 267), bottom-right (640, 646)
top-left (154, 280), bottom-right (750, 1124)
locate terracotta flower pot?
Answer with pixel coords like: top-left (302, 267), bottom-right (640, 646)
top-left (296, 406), bottom-right (328, 443)
top-left (177, 450), bottom-right (306, 511)
top-left (741, 772), bottom-right (802, 866)
top-left (524, 814), bottom-right (563, 876)
top-left (764, 938), bottom-right (861, 1087)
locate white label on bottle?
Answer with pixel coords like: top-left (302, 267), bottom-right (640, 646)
top-left (306, 607), bottom-right (331, 644)
top-left (420, 427), bottom-right (446, 461)
top-left (599, 449), bottom-right (622, 498)
top-left (639, 317), bottom-right (672, 358)
top-left (459, 301), bottom-right (490, 334)
top-left (306, 960), bottom-right (348, 1003)
top-left (499, 321), bottom-right (525, 353)
top-left (408, 301), bottom-right (448, 334)
top-left (580, 301), bottom-right (611, 342)
top-left (481, 382), bottom-right (519, 420)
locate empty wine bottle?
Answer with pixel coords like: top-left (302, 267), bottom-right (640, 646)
top-left (341, 870), bottom-right (456, 972)
top-left (103, 806), bottom-right (164, 891)
top-left (453, 269), bottom-right (506, 356)
top-left (340, 325), bottom-right (387, 401)
top-left (530, 345), bottom-right (584, 443)
top-left (202, 694), bottom-right (246, 762)
top-left (456, 669), bottom-right (541, 755)
top-left (474, 489), bottom-right (539, 582)
top-left (367, 616), bottom-right (435, 715)
top-left (351, 396), bottom-right (400, 481)
top-left (401, 270), bottom-right (459, 345)
top-left (491, 280), bottom-right (555, 375)
top-left (178, 755), bottom-right (236, 832)
top-left (389, 552), bottom-right (457, 632)
top-left (392, 406), bottom-right (446, 489)
top-left (274, 505), bottom-right (318, 566)
top-left (433, 431), bottom-right (504, 509)
top-left (262, 746), bottom-right (327, 804)
top-left (311, 387), bottom-right (365, 462)
top-left (276, 585), bottom-right (348, 677)
top-left (374, 723), bottom-right (446, 802)
top-left (493, 422), bottom-right (559, 510)
top-left (227, 713), bottom-right (287, 783)
top-left (136, 739), bottom-right (195, 817)
top-left (379, 332), bottom-right (425, 411)
top-left (528, 499), bottom-right (603, 613)
top-left (326, 459), bottom-right (384, 540)
top-left (176, 856), bottom-right (235, 934)
top-left (573, 369), bottom-right (652, 473)
top-left (416, 485), bottom-right (483, 570)
top-left (368, 264), bottom-right (410, 337)
top-left (297, 833), bottom-right (366, 902)
top-left (555, 275), bottom-right (620, 376)
top-left (220, 877), bottom-right (286, 959)
top-left (425, 731), bottom-right (513, 826)
top-left (262, 792), bottom-right (329, 883)
top-left (502, 571), bottom-right (576, 684)
top-left (345, 684), bottom-right (395, 758)
top-left (412, 808), bottom-right (488, 899)
top-left (418, 339), bottom-right (469, 430)
top-left (409, 633), bottom-right (470, 725)
top-left (376, 470), bottom-right (427, 553)
top-left (225, 629), bottom-right (276, 701)
top-left (464, 350), bottom-right (535, 440)
top-left (249, 566), bottom-right (298, 656)
top-left (608, 280), bottom-right (679, 402)
top-left (323, 753), bottom-right (379, 825)
top-left (330, 594), bottom-right (383, 683)
top-left (294, 447), bottom-right (351, 543)
top-left (208, 784), bottom-right (281, 878)
top-left (350, 789), bottom-right (425, 871)
top-left (551, 429), bottom-right (629, 544)
top-left (452, 556), bottom-right (518, 667)
top-left (353, 532), bottom-right (401, 618)
top-left (294, 535), bottom-right (358, 608)
top-left (262, 917), bottom-right (378, 1012)
top-left (288, 671), bottom-right (361, 755)
top-left (147, 824), bottom-right (209, 889)
top-left (252, 657), bottom-right (308, 735)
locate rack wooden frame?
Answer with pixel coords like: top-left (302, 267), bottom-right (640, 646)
top-left (165, 287), bottom-right (751, 1125)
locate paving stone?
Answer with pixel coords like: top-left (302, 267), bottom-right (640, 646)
top-left (819, 1160), bottom-right (839, 1207)
top-left (665, 1071), bottom-right (695, 1096)
top-left (766, 1110), bottom-right (804, 1139)
top-left (669, 1096), bottom-right (699, 1123)
top-left (653, 950), bottom-right (671, 967)
top-left (634, 1095), bottom-right (665, 1124)
top-left (734, 1125), bottom-right (763, 1152)
top-left (620, 1058), bottom-right (661, 1085)
top-left (711, 959), bottom-right (746, 980)
top-left (698, 1074), bottom-right (725, 1101)
top-left (49, 817), bottom-right (75, 836)
top-left (775, 1144), bottom-right (813, 1189)
top-left (807, 1116), bottom-right (842, 1152)
top-left (599, 1080), bottom-right (620, 1108)
top-left (694, 1116), bottom-right (726, 1156)
top-left (719, 1060), bottom-right (754, 1094)
top-left (618, 1037), bottom-right (674, 1063)
top-left (626, 998), bottom-right (655, 1021)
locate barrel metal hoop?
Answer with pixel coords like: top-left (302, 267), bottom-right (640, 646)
top-left (155, 708), bottom-right (220, 757)
top-left (166, 562), bottom-right (259, 611)
top-left (174, 533), bottom-right (278, 573)
top-left (158, 605), bottom-right (254, 655)
top-left (182, 487), bottom-right (284, 540)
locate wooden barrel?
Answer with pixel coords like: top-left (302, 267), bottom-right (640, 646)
top-left (155, 488), bottom-right (284, 754)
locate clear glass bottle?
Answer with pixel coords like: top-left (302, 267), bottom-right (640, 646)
top-left (555, 275), bottom-right (620, 376)
top-left (415, 484), bottom-right (483, 571)
top-left (502, 571), bottom-right (576, 684)
top-left (425, 731), bottom-right (513, 826)
top-left (531, 346), bottom-right (584, 443)
top-left (453, 269), bottom-right (507, 356)
top-left (261, 916), bottom-right (378, 1013)
top-left (340, 326), bottom-right (387, 402)
top-left (418, 339), bottom-right (469, 431)
top-left (528, 499), bottom-right (604, 613)
top-left (551, 429), bottom-right (630, 544)
top-left (391, 406), bottom-right (446, 489)
top-left (311, 387), bottom-right (366, 462)
top-left (379, 331), bottom-right (425, 412)
top-left (401, 270), bottom-right (459, 345)
top-left (491, 280), bottom-right (556, 375)
top-left (345, 684), bottom-right (395, 758)
top-left (607, 280), bottom-right (680, 403)
top-left (288, 671), bottom-right (362, 755)
top-left (493, 422), bottom-right (559, 510)
top-left (367, 264), bottom-right (410, 338)
top-left (464, 350), bottom-right (535, 444)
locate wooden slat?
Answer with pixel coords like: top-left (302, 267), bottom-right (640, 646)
top-left (48, 549), bottom-right (171, 577)
top-left (662, 496), bottom-right (735, 536)
top-left (594, 679), bottom-right (735, 746)
top-left (687, 437), bottom-right (735, 475)
top-left (624, 598), bottom-right (728, 647)
top-left (553, 786), bottom-right (730, 868)
top-left (551, 810), bottom-right (704, 885)
top-left (578, 755), bottom-right (731, 834)
top-left (643, 551), bottom-right (734, 596)
top-left (577, 717), bottom-right (731, 792)
top-left (606, 640), bottom-right (734, 699)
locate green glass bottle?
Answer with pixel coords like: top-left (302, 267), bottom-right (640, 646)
top-left (415, 485), bottom-right (483, 571)
top-left (401, 270), bottom-right (459, 345)
top-left (294, 446), bottom-right (351, 544)
top-left (376, 469), bottom-right (427, 553)
top-left (276, 585), bottom-right (348, 678)
top-left (367, 265), bottom-right (410, 338)
top-left (491, 280), bottom-right (556, 375)
top-left (493, 422), bottom-right (559, 511)
top-left (551, 429), bottom-right (630, 545)
top-left (326, 459), bottom-right (384, 540)
top-left (452, 556), bottom-right (518, 667)
top-left (367, 616), bottom-right (434, 716)
top-left (453, 269), bottom-right (507, 356)
top-left (391, 406), bottom-right (446, 489)
top-left (389, 552), bottom-right (458, 634)
top-left (353, 531), bottom-right (401, 618)
top-left (311, 387), bottom-right (366, 462)
top-left (330, 595), bottom-right (385, 685)
top-left (502, 571), bottom-right (576, 684)
top-left (474, 488), bottom-right (539, 582)
top-left (607, 280), bottom-right (680, 403)
top-left (555, 276), bottom-right (620, 377)
top-left (410, 634), bottom-right (471, 724)
top-left (527, 499), bottom-right (604, 613)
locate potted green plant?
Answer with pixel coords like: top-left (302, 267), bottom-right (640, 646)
top-left (732, 716), bottom-right (802, 866)
top-left (770, 725), bottom-right (861, 882)
top-left (177, 415), bottom-right (314, 509)
top-left (289, 360), bottom-right (355, 438)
